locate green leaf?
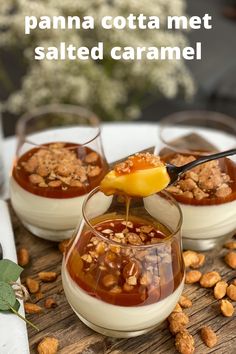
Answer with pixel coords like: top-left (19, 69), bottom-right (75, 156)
top-left (12, 299), bottom-right (20, 312)
top-left (0, 259), bottom-right (23, 282)
top-left (0, 281), bottom-right (16, 310)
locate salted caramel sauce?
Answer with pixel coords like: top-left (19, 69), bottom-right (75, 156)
top-left (66, 215), bottom-right (184, 306)
top-left (12, 142), bottom-right (108, 199)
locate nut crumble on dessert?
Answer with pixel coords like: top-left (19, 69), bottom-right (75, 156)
top-left (166, 154), bottom-right (233, 200)
top-left (115, 153), bottom-right (164, 175)
top-left (13, 142), bottom-right (107, 198)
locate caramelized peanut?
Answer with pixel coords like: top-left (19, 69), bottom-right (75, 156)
top-left (37, 337), bottom-right (59, 354)
top-left (26, 277), bottom-right (40, 294)
top-left (38, 272), bottom-right (58, 282)
top-left (214, 281), bottom-right (228, 300)
top-left (226, 284), bottom-right (236, 301)
top-left (200, 271), bottom-right (221, 288)
top-left (224, 252), bottom-right (236, 269)
top-left (185, 270), bottom-right (202, 284)
top-left (220, 299), bottom-right (234, 317)
top-left (200, 326), bottom-right (218, 348)
top-left (17, 247), bottom-right (30, 267)
top-left (24, 302), bottom-right (42, 314)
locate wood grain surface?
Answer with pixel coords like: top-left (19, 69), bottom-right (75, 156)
top-left (11, 204), bottom-right (236, 354)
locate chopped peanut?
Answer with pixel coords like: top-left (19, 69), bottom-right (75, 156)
top-left (224, 241), bottom-right (236, 250)
top-left (168, 312), bottom-right (189, 326)
top-left (35, 292), bottom-right (44, 301)
top-left (183, 251), bottom-right (199, 268)
top-left (37, 337), bottom-right (59, 354)
top-left (17, 248), bottom-right (29, 267)
top-left (185, 270), bottom-right (202, 284)
top-left (24, 302), bottom-right (43, 314)
top-left (200, 271), bottom-right (221, 288)
top-left (220, 299), bottom-right (234, 317)
top-left (38, 272), bottom-right (58, 282)
top-left (44, 298), bottom-right (58, 309)
top-left (224, 252), bottom-right (236, 269)
top-left (26, 277), bottom-right (40, 294)
top-left (173, 303), bottom-right (183, 313)
top-left (200, 326), bottom-right (218, 348)
top-left (102, 274), bottom-right (117, 288)
top-left (179, 295), bottom-right (192, 308)
top-left (191, 253), bottom-right (205, 269)
top-left (175, 330), bottom-right (195, 354)
top-left (169, 320), bottom-right (185, 335)
top-left (226, 284), bottom-right (236, 301)
top-left (214, 281), bottom-right (228, 300)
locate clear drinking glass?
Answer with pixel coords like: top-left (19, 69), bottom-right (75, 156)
top-left (155, 111), bottom-right (236, 251)
top-left (10, 104), bottom-right (108, 241)
top-left (62, 187), bottom-right (184, 338)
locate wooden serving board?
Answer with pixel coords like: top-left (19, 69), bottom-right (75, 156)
top-left (10, 209), bottom-right (236, 354)
top-left (10, 143), bottom-right (236, 354)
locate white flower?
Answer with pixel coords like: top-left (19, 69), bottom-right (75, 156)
top-left (0, 0), bottom-right (195, 120)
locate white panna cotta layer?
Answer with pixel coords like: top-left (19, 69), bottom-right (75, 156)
top-left (62, 264), bottom-right (184, 333)
top-left (180, 200), bottom-right (236, 239)
top-left (10, 177), bottom-right (86, 233)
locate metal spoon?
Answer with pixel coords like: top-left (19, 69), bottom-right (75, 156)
top-left (166, 148), bottom-right (236, 186)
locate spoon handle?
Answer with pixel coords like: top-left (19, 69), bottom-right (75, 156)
top-left (180, 148), bottom-right (236, 174)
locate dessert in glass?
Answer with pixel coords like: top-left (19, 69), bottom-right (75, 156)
top-left (10, 104), bottom-right (108, 241)
top-left (62, 154), bottom-right (184, 338)
top-left (156, 111), bottom-right (236, 251)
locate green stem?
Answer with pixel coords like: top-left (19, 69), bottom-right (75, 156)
top-left (10, 306), bottom-right (39, 331)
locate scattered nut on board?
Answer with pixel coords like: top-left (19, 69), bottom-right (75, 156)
top-left (224, 241), bottom-right (236, 250)
top-left (168, 312), bottom-right (189, 335)
top-left (183, 251), bottom-right (199, 268)
top-left (185, 270), bottom-right (202, 284)
top-left (44, 298), bottom-right (58, 309)
top-left (26, 277), bottom-right (40, 294)
top-left (191, 253), bottom-right (205, 269)
top-left (200, 326), bottom-right (218, 348)
top-left (38, 272), bottom-right (58, 282)
top-left (179, 295), bottom-right (192, 308)
top-left (17, 248), bottom-right (29, 267)
top-left (226, 284), bottom-right (236, 301)
top-left (24, 302), bottom-right (43, 314)
top-left (37, 337), bottom-right (59, 354)
top-left (224, 252), bottom-right (236, 269)
top-left (35, 292), bottom-right (44, 301)
top-left (200, 271), bottom-right (221, 288)
top-left (175, 330), bottom-right (195, 354)
top-left (220, 299), bottom-right (234, 317)
top-left (213, 280), bottom-right (228, 300)
top-left (173, 303), bottom-right (183, 313)
top-left (58, 239), bottom-right (71, 253)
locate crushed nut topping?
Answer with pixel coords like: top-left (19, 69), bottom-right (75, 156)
top-left (115, 153), bottom-right (164, 175)
top-left (67, 217), bottom-right (181, 306)
top-left (17, 142), bottom-right (104, 191)
top-left (166, 154), bottom-right (233, 200)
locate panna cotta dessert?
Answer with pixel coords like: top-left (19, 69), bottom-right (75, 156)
top-left (62, 213), bottom-right (184, 337)
top-left (10, 142), bottom-right (108, 240)
top-left (165, 154), bottom-right (236, 250)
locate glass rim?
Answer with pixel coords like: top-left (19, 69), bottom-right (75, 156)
top-left (159, 110), bottom-right (236, 154)
top-left (16, 103), bottom-right (101, 149)
top-left (82, 186), bottom-right (183, 249)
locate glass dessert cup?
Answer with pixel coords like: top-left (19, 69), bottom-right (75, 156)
top-left (62, 187), bottom-right (184, 338)
top-left (10, 104), bottom-right (108, 241)
top-left (156, 111), bottom-right (236, 251)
